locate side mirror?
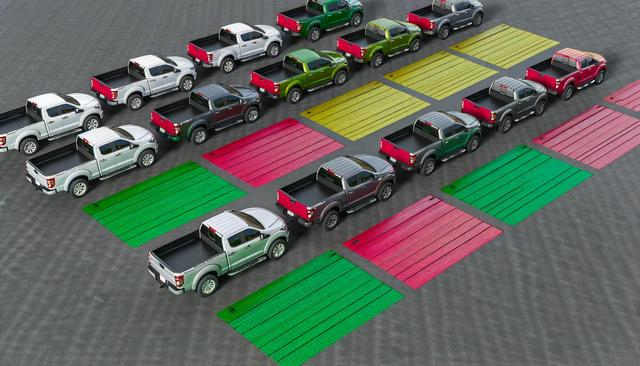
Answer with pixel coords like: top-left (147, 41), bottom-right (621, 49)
top-left (130, 143), bottom-right (138, 149)
top-left (76, 108), bottom-right (84, 114)
top-left (263, 35), bottom-right (268, 40)
top-left (174, 69), bottom-right (180, 73)
top-left (261, 233), bottom-right (270, 240)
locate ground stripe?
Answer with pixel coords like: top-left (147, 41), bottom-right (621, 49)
top-left (605, 80), bottom-right (640, 112)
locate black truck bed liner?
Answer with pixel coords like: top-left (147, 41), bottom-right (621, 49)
top-left (154, 99), bottom-right (205, 124)
top-left (341, 30), bottom-right (384, 46)
top-left (410, 5), bottom-right (450, 18)
top-left (530, 59), bottom-right (573, 79)
top-left (153, 232), bottom-right (221, 273)
top-left (254, 62), bottom-right (301, 83)
top-left (282, 173), bottom-right (339, 207)
top-left (0, 108), bottom-right (36, 134)
top-left (191, 34), bottom-right (227, 52)
top-left (29, 144), bottom-right (91, 176)
top-left (467, 89), bottom-right (510, 110)
top-left (281, 6), bottom-right (311, 21)
top-left (385, 126), bottom-right (431, 153)
top-left (94, 67), bottom-right (140, 89)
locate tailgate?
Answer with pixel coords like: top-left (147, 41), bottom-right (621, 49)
top-left (148, 253), bottom-right (179, 287)
top-left (337, 37), bottom-right (364, 59)
top-left (150, 110), bottom-right (179, 136)
top-left (187, 42), bottom-right (212, 64)
top-left (277, 13), bottom-right (301, 32)
top-left (277, 189), bottom-right (310, 220)
top-left (90, 77), bottom-right (116, 101)
top-left (525, 68), bottom-right (558, 92)
top-left (462, 98), bottom-right (494, 124)
top-left (25, 161), bottom-right (50, 188)
top-left (250, 71), bottom-right (279, 95)
top-left (380, 137), bottom-right (414, 166)
top-left (406, 11), bottom-right (435, 32)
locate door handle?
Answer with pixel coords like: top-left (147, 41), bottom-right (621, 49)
top-left (100, 159), bottom-right (107, 162)
top-left (229, 251), bottom-right (236, 256)
top-left (242, 45), bottom-right (247, 47)
top-left (116, 153), bottom-right (121, 157)
top-left (162, 76), bottom-right (168, 79)
top-left (62, 116), bottom-right (69, 120)
top-left (150, 79), bottom-right (156, 82)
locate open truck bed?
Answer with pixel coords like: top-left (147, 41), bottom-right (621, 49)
top-left (384, 126), bottom-right (432, 154)
top-left (466, 89), bottom-right (510, 110)
top-left (93, 67), bottom-right (140, 89)
top-left (281, 173), bottom-right (339, 207)
top-left (153, 99), bottom-right (204, 124)
top-left (151, 231), bottom-right (221, 274)
top-left (280, 6), bottom-right (311, 21)
top-left (28, 144), bottom-right (91, 176)
top-left (340, 29), bottom-right (384, 47)
top-left (253, 62), bottom-right (301, 83)
top-left (0, 108), bottom-right (37, 134)
top-left (529, 59), bottom-right (573, 79)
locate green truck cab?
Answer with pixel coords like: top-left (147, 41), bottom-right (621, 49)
top-left (277, 0), bottom-right (364, 42)
top-left (250, 49), bottom-right (350, 104)
top-left (337, 18), bottom-right (422, 68)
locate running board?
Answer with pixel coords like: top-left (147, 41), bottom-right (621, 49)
top-left (514, 110), bottom-right (536, 123)
top-left (214, 119), bottom-right (245, 131)
top-left (99, 164), bottom-right (137, 180)
top-left (49, 127), bottom-right (83, 141)
top-left (241, 53), bottom-right (267, 62)
top-left (346, 197), bottom-right (377, 214)
top-left (228, 256), bottom-right (267, 276)
top-left (577, 80), bottom-right (596, 90)
top-left (325, 23), bottom-right (350, 32)
top-left (150, 88), bottom-right (179, 98)
top-left (441, 149), bottom-right (467, 162)
top-left (307, 82), bottom-right (334, 92)
top-left (452, 22), bottom-right (473, 31)
top-left (388, 49), bottom-right (410, 58)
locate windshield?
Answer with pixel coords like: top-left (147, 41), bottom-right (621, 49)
top-left (56, 93), bottom-right (80, 106)
top-left (221, 84), bottom-right (242, 97)
top-left (231, 211), bottom-right (265, 230)
top-left (307, 1), bottom-right (324, 15)
top-left (156, 55), bottom-right (177, 67)
top-left (414, 120), bottom-right (440, 142)
top-left (190, 92), bottom-right (210, 110)
top-left (200, 225), bottom-right (223, 250)
top-left (108, 126), bottom-right (134, 140)
top-left (317, 168), bottom-right (342, 190)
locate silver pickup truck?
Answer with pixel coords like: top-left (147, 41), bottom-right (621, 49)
top-left (90, 55), bottom-right (197, 111)
top-left (0, 93), bottom-right (103, 156)
top-left (187, 23), bottom-right (282, 73)
top-left (148, 208), bottom-right (290, 297)
top-left (26, 125), bottom-right (158, 198)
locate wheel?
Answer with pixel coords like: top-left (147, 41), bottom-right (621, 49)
top-left (307, 27), bottom-right (321, 42)
top-left (439, 25), bottom-right (451, 40)
top-left (267, 239), bottom-right (288, 260)
top-left (322, 210), bottom-right (340, 231)
top-left (561, 84), bottom-right (575, 101)
top-left (137, 149), bottom-right (156, 168)
top-left (179, 76), bottom-right (194, 92)
top-left (127, 94), bottom-right (143, 111)
top-left (287, 88), bottom-right (302, 104)
top-left (473, 13), bottom-right (484, 27)
top-left (420, 157), bottom-right (436, 176)
top-left (19, 137), bottom-right (39, 156)
top-left (69, 178), bottom-right (90, 198)
top-left (190, 127), bottom-right (208, 145)
top-left (498, 115), bottom-right (513, 134)
top-left (350, 12), bottom-right (363, 27)
top-left (221, 57), bottom-right (235, 73)
top-left (82, 115), bottom-right (101, 131)
top-left (377, 182), bottom-right (394, 201)
top-left (244, 106), bottom-right (261, 123)
top-left (534, 99), bottom-right (547, 116)
top-left (196, 274), bottom-right (219, 297)
top-left (595, 70), bottom-right (606, 85)
top-left (466, 135), bottom-right (481, 153)
top-left (333, 70), bottom-right (348, 86)
top-left (409, 38), bottom-right (421, 53)
top-left (370, 52), bottom-right (384, 68)
top-left (267, 42), bottom-right (281, 58)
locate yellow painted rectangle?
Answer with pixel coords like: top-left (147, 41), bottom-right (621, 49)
top-left (302, 81), bottom-right (430, 141)
top-left (385, 51), bottom-right (498, 100)
top-left (451, 24), bottom-right (559, 69)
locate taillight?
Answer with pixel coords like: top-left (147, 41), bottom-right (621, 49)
top-left (379, 140), bottom-right (383, 150)
top-left (406, 14), bottom-right (410, 22)
top-left (555, 79), bottom-right (561, 87)
top-left (360, 48), bottom-right (366, 58)
top-left (175, 275), bottom-right (184, 288)
top-left (274, 83), bottom-right (280, 94)
top-left (0, 136), bottom-right (5, 147)
top-left (409, 154), bottom-right (417, 165)
top-left (173, 124), bottom-right (181, 135)
top-left (490, 112), bottom-right (497, 121)
top-left (430, 20), bottom-right (435, 29)
top-left (110, 90), bottom-right (118, 101)
top-left (276, 191), bottom-right (281, 201)
top-left (307, 208), bottom-right (316, 220)
top-left (46, 177), bottom-right (56, 189)
top-left (296, 22), bottom-right (302, 32)
top-left (207, 53), bottom-right (213, 64)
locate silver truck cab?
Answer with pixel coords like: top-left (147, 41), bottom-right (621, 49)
top-left (0, 93), bottom-right (103, 155)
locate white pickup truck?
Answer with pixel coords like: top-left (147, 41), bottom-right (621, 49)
top-left (0, 93), bottom-right (103, 156)
top-left (90, 55), bottom-right (197, 111)
top-left (187, 23), bottom-right (282, 73)
top-left (26, 125), bottom-right (158, 198)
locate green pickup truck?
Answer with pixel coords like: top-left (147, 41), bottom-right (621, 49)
top-left (337, 18), bottom-right (422, 68)
top-left (250, 49), bottom-right (350, 104)
top-left (277, 0), bottom-right (364, 42)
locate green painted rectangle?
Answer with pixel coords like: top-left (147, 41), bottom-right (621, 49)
top-left (218, 251), bottom-right (403, 366)
top-left (442, 145), bottom-right (592, 225)
top-left (84, 161), bottom-right (245, 247)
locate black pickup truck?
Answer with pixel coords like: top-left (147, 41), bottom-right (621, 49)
top-left (150, 83), bottom-right (262, 145)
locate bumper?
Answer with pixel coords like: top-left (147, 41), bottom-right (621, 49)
top-left (256, 88), bottom-right (280, 99)
top-left (153, 125), bottom-right (182, 142)
top-left (93, 92), bottom-right (119, 106)
top-left (190, 57), bottom-right (215, 68)
top-left (148, 265), bottom-right (185, 295)
top-left (25, 174), bottom-right (57, 195)
top-left (278, 26), bottom-right (301, 37)
top-left (276, 203), bottom-right (313, 228)
top-left (339, 51), bottom-right (365, 63)
top-left (0, 147), bottom-right (8, 152)
top-left (422, 30), bottom-right (436, 35)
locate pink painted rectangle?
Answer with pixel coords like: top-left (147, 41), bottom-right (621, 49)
top-left (605, 80), bottom-right (640, 112)
top-left (203, 119), bottom-right (343, 187)
top-left (533, 105), bottom-right (640, 169)
top-left (344, 195), bottom-right (503, 289)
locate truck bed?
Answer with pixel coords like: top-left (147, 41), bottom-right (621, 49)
top-left (530, 59), bottom-right (573, 79)
top-left (281, 173), bottom-right (339, 207)
top-left (152, 232), bottom-right (221, 273)
top-left (93, 67), bottom-right (140, 89)
top-left (28, 144), bottom-right (91, 176)
top-left (254, 62), bottom-right (301, 83)
top-left (281, 6), bottom-right (311, 21)
top-left (341, 30), bottom-right (384, 47)
top-left (466, 89), bottom-right (510, 111)
top-left (409, 5), bottom-right (450, 19)
top-left (154, 99), bottom-right (204, 124)
top-left (190, 34), bottom-right (227, 52)
top-left (385, 126), bottom-right (430, 153)
top-left (0, 107), bottom-right (36, 134)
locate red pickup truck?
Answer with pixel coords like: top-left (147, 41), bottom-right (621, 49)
top-left (525, 48), bottom-right (607, 101)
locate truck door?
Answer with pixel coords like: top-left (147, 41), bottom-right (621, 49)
top-left (239, 31), bottom-right (264, 57)
top-left (442, 123), bottom-right (467, 156)
top-left (148, 65), bottom-right (177, 93)
top-left (326, 1), bottom-right (350, 27)
top-left (111, 139), bottom-right (136, 170)
top-left (515, 87), bottom-right (537, 118)
top-left (388, 26), bottom-right (409, 53)
top-left (578, 58), bottom-right (597, 86)
top-left (213, 95), bottom-right (244, 127)
top-left (453, 2), bottom-right (474, 26)
top-left (226, 229), bottom-right (264, 269)
top-left (96, 142), bottom-right (122, 175)
top-left (307, 58), bottom-right (334, 88)
top-left (44, 104), bottom-right (73, 136)
top-left (346, 171), bottom-right (377, 205)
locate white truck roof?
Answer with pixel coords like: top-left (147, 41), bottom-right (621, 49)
top-left (130, 55), bottom-right (165, 67)
top-left (222, 23), bottom-right (257, 34)
top-left (27, 93), bottom-right (65, 108)
top-left (202, 210), bottom-right (249, 237)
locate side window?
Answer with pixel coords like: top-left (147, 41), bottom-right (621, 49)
top-left (243, 229), bottom-right (261, 242)
top-left (357, 171), bottom-right (375, 185)
top-left (308, 59), bottom-right (331, 71)
top-left (149, 66), bottom-right (163, 77)
top-left (213, 97), bottom-right (225, 109)
top-left (326, 3), bottom-right (338, 11)
top-left (456, 2), bottom-right (471, 11)
top-left (99, 143), bottom-right (115, 155)
top-left (444, 124), bottom-right (465, 138)
top-left (227, 233), bottom-right (244, 248)
top-left (524, 88), bottom-right (536, 97)
top-left (223, 95), bottom-right (240, 106)
top-left (347, 175), bottom-right (359, 188)
top-left (581, 58), bottom-right (595, 68)
top-left (389, 27), bottom-right (405, 37)
top-left (336, 1), bottom-right (349, 10)
top-left (241, 31), bottom-right (262, 42)
top-left (46, 106), bottom-right (62, 118)
top-left (517, 89), bottom-right (528, 99)
top-left (59, 104), bottom-right (76, 115)
top-left (113, 139), bottom-right (130, 151)
top-left (160, 65), bottom-right (176, 74)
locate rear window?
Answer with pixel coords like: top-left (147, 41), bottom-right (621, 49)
top-left (415, 120), bottom-right (440, 142)
top-left (317, 168), bottom-right (342, 190)
top-left (220, 28), bottom-right (236, 44)
top-left (200, 225), bottom-right (223, 249)
top-left (26, 101), bottom-right (42, 119)
top-left (284, 56), bottom-right (304, 73)
top-left (366, 24), bottom-right (387, 39)
top-left (307, 1), bottom-right (324, 14)
top-left (76, 137), bottom-right (95, 158)
top-left (552, 54), bottom-right (578, 69)
top-left (128, 61), bottom-right (146, 79)
top-left (190, 92), bottom-right (210, 110)
top-left (491, 82), bottom-right (515, 98)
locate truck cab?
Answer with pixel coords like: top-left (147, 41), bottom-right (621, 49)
top-left (406, 0), bottom-right (484, 39)
top-left (277, 0), bottom-right (364, 42)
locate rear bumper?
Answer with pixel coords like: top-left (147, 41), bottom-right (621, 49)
top-left (93, 92), bottom-right (119, 106)
top-left (380, 151), bottom-right (415, 171)
top-left (25, 174), bottom-right (58, 195)
top-left (255, 88), bottom-right (280, 99)
top-left (276, 203), bottom-right (313, 228)
top-left (338, 50), bottom-right (365, 63)
top-left (148, 265), bottom-right (185, 295)
top-left (152, 124), bottom-right (182, 142)
top-left (422, 30), bottom-right (436, 35)
top-left (0, 147), bottom-right (8, 152)
top-left (278, 26), bottom-right (301, 37)
top-left (190, 57), bottom-right (215, 68)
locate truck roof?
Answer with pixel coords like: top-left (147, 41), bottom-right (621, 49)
top-left (491, 76), bottom-right (530, 92)
top-left (320, 155), bottom-right (373, 178)
top-left (78, 126), bottom-right (130, 146)
top-left (369, 18), bottom-right (401, 30)
top-left (26, 93), bottom-right (66, 108)
top-left (418, 111), bottom-right (458, 129)
top-left (193, 83), bottom-right (232, 100)
top-left (222, 23), bottom-right (260, 34)
top-left (130, 55), bottom-right (165, 67)
top-left (287, 48), bottom-right (324, 63)
top-left (555, 48), bottom-right (605, 62)
top-left (202, 210), bottom-right (249, 237)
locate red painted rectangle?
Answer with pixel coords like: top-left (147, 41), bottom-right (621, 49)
top-left (344, 195), bottom-right (502, 289)
top-left (605, 80), bottom-right (640, 112)
top-left (203, 118), bottom-right (343, 187)
top-left (533, 105), bottom-right (640, 169)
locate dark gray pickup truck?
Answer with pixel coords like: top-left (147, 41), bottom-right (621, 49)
top-left (276, 155), bottom-right (396, 231)
top-left (407, 0), bottom-right (484, 40)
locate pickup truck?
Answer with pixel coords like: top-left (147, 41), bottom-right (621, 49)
top-left (187, 23), bottom-right (283, 73)
top-left (277, 0), bottom-right (364, 42)
top-left (148, 208), bottom-right (290, 297)
top-left (525, 48), bottom-right (607, 101)
top-left (91, 55), bottom-right (197, 111)
top-left (461, 77), bottom-right (548, 134)
top-left (151, 83), bottom-right (262, 145)
top-left (380, 111), bottom-right (481, 176)
top-left (406, 0), bottom-right (484, 40)
top-left (276, 155), bottom-right (396, 231)
top-left (0, 93), bottom-right (103, 156)
top-left (250, 48), bottom-right (349, 104)
top-left (337, 18), bottom-right (422, 68)
top-left (25, 125), bottom-right (158, 198)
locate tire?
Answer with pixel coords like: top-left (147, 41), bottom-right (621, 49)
top-left (19, 137), bottom-right (39, 156)
top-left (439, 25), bottom-right (451, 40)
top-left (333, 70), bottom-right (348, 86)
top-left (179, 76), bottom-right (194, 92)
top-left (221, 57), bottom-right (235, 73)
top-left (267, 42), bottom-right (281, 58)
top-left (127, 94), bottom-right (143, 111)
top-left (137, 149), bottom-right (156, 168)
top-left (244, 106), bottom-right (261, 123)
top-left (498, 115), bottom-right (513, 134)
top-left (377, 182), bottom-right (394, 201)
top-left (69, 178), bottom-right (90, 199)
top-left (534, 99), bottom-right (547, 116)
top-left (370, 52), bottom-right (384, 68)
top-left (410, 38), bottom-right (421, 53)
top-left (190, 127), bottom-right (208, 145)
top-left (420, 157), bottom-right (436, 176)
top-left (196, 274), bottom-right (219, 297)
top-left (473, 13), bottom-right (484, 27)
top-left (595, 70), bottom-right (606, 85)
top-left (307, 27), bottom-right (321, 42)
top-left (561, 84), bottom-right (575, 101)
top-left (287, 88), bottom-right (303, 104)
top-left (267, 239), bottom-right (288, 260)
top-left (322, 210), bottom-right (340, 231)
top-left (466, 135), bottom-right (481, 153)
top-left (82, 115), bottom-right (101, 131)
top-left (350, 12), bottom-right (363, 27)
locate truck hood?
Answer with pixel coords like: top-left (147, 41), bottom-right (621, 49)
top-left (447, 111), bottom-right (480, 129)
top-left (242, 207), bottom-right (285, 230)
top-left (67, 93), bottom-right (100, 108)
top-left (120, 125), bottom-right (153, 142)
top-left (256, 24), bottom-right (280, 38)
top-left (354, 154), bottom-right (393, 174)
top-left (167, 56), bottom-right (195, 70)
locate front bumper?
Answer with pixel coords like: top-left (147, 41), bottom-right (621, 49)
top-left (25, 174), bottom-right (57, 195)
top-left (148, 265), bottom-right (185, 295)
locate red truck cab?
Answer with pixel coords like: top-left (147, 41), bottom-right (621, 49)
top-left (525, 48), bottom-right (607, 101)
